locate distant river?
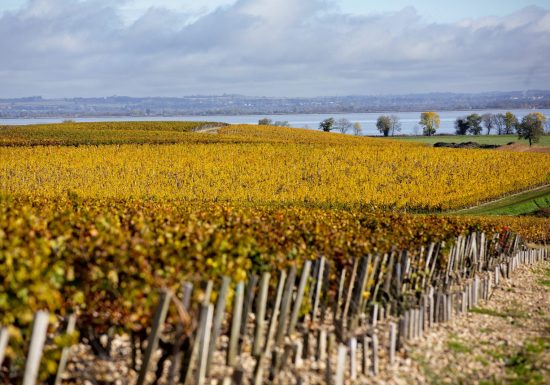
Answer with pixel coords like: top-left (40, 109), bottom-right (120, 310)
top-left (1, 109), bottom-right (549, 135)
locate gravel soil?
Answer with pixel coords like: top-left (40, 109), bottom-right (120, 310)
top-left (391, 259), bottom-right (550, 385)
top-left (61, 259), bottom-right (550, 385)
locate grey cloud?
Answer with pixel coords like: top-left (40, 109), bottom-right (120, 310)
top-left (0, 0), bottom-right (549, 97)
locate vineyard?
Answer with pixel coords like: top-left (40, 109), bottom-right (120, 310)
top-left (0, 122), bottom-right (549, 384)
top-left (0, 121), bottom-right (228, 146)
top-left (1, 125), bottom-right (549, 211)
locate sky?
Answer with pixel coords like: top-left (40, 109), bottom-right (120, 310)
top-left (1, 0), bottom-right (549, 97)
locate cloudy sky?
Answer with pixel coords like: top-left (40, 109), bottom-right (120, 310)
top-left (1, 0), bottom-right (549, 97)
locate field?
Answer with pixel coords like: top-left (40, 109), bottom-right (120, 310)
top-left (0, 121), bottom-right (227, 146)
top-left (1, 124), bottom-right (549, 211)
top-left (391, 134), bottom-right (550, 147)
top-left (0, 122), bottom-right (549, 382)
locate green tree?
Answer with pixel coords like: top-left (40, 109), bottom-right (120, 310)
top-left (258, 118), bottom-right (273, 125)
top-left (419, 112), bottom-right (440, 136)
top-left (467, 113), bottom-right (482, 135)
top-left (319, 117), bottom-right (335, 132)
top-left (273, 121), bottom-right (290, 127)
top-left (454, 117), bottom-right (469, 135)
top-left (517, 112), bottom-right (547, 146)
top-left (376, 115), bottom-right (392, 136)
top-left (503, 112), bottom-right (518, 134)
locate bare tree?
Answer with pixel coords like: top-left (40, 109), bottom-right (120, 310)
top-left (492, 113), bottom-right (506, 135)
top-left (335, 118), bottom-right (352, 134)
top-left (352, 122), bottom-right (362, 136)
top-left (481, 113), bottom-right (494, 135)
top-left (389, 115), bottom-right (401, 136)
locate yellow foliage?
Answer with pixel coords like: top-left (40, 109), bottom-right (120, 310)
top-left (1, 125), bottom-right (548, 210)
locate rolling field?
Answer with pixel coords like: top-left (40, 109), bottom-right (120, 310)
top-left (1, 122), bottom-right (549, 380)
top-left (0, 121), bottom-right (227, 146)
top-left (1, 124), bottom-right (549, 211)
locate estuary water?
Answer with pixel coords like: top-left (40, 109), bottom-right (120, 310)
top-left (1, 109), bottom-right (548, 135)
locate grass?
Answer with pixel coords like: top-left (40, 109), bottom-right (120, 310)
top-left (480, 338), bottom-right (550, 385)
top-left (536, 266), bottom-right (550, 287)
top-left (390, 134), bottom-right (550, 147)
top-left (504, 338), bottom-right (550, 385)
top-left (454, 185), bottom-right (550, 216)
top-left (411, 353), bottom-right (447, 385)
top-left (470, 300), bottom-right (528, 319)
top-left (470, 307), bottom-right (508, 317)
top-left (447, 337), bottom-right (473, 354)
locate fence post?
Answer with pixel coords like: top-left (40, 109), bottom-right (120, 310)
top-left (240, 274), bottom-right (259, 344)
top-left (389, 322), bottom-right (397, 365)
top-left (23, 311), bottom-right (49, 385)
top-left (311, 257), bottom-right (325, 322)
top-left (206, 276), bottom-right (231, 374)
top-left (264, 270), bottom-right (287, 354)
top-left (253, 272), bottom-right (271, 357)
top-left (137, 290), bottom-right (172, 385)
top-left (196, 303), bottom-right (214, 385)
top-left (335, 344), bottom-right (347, 385)
top-left (349, 337), bottom-right (357, 380)
top-left (275, 266), bottom-right (296, 347)
top-left (371, 332), bottom-right (379, 375)
top-left (168, 282), bottom-right (193, 385)
top-left (0, 327), bottom-right (9, 367)
top-left (53, 314), bottom-right (77, 385)
top-left (288, 261), bottom-right (312, 336)
top-left (227, 281), bottom-right (245, 367)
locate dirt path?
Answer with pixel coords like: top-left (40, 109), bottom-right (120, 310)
top-left (497, 143), bottom-right (550, 154)
top-left (391, 259), bottom-right (550, 385)
top-left (193, 126), bottom-right (221, 134)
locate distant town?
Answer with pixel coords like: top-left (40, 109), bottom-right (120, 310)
top-left (1, 90), bottom-right (549, 118)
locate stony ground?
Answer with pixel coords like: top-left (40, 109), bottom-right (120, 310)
top-left (391, 259), bottom-right (550, 385)
top-left (62, 259), bottom-right (550, 385)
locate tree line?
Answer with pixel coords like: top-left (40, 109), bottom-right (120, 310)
top-left (453, 111), bottom-right (548, 146)
top-left (259, 111), bottom-right (549, 146)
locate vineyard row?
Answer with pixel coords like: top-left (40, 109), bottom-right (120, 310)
top-left (1, 230), bottom-right (548, 384)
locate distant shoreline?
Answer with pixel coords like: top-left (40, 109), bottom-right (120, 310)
top-left (2, 91), bottom-right (549, 119)
top-left (1, 107), bottom-right (549, 120)
top-left (3, 109), bottom-right (549, 136)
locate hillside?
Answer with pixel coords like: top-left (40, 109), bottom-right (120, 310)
top-left (1, 121), bottom-right (549, 383)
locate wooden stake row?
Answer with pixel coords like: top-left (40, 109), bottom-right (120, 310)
top-left (4, 233), bottom-right (548, 385)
